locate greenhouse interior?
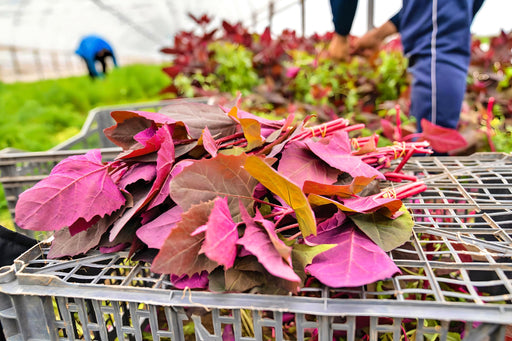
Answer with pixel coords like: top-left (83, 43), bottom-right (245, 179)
top-left (1, 0), bottom-right (512, 340)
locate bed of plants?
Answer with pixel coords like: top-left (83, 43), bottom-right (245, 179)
top-left (160, 14), bottom-right (512, 155)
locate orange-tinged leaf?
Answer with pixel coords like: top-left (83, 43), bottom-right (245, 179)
top-left (303, 176), bottom-right (376, 197)
top-left (308, 193), bottom-right (402, 216)
top-left (228, 106), bottom-right (264, 150)
top-left (244, 155), bottom-right (316, 237)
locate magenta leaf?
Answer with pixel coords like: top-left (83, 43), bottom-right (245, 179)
top-left (305, 131), bottom-right (384, 180)
top-left (237, 207), bottom-right (300, 283)
top-left (305, 226), bottom-right (400, 287)
top-left (309, 193), bottom-right (402, 217)
top-left (117, 163), bottom-right (156, 189)
top-left (15, 149), bottom-right (126, 231)
top-left (100, 243), bottom-right (130, 254)
top-left (109, 126), bottom-right (175, 241)
top-left (278, 141), bottom-right (339, 188)
top-left (420, 119), bottom-right (468, 153)
top-left (136, 205), bottom-right (183, 249)
top-left (200, 197), bottom-right (239, 268)
top-left (201, 126), bottom-right (218, 157)
top-left (171, 271), bottom-right (209, 289)
top-left (286, 66), bottom-right (300, 78)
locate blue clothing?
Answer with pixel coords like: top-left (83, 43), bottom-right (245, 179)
top-left (330, 0), bottom-right (484, 132)
top-left (75, 35), bottom-right (118, 77)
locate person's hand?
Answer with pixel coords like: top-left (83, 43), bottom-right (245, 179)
top-left (325, 33), bottom-right (350, 61)
top-left (352, 28), bottom-right (382, 57)
top-left (352, 20), bottom-right (398, 57)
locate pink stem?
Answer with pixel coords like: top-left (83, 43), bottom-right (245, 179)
top-left (486, 97), bottom-right (496, 152)
top-left (276, 223), bottom-right (300, 234)
top-left (395, 104), bottom-right (402, 140)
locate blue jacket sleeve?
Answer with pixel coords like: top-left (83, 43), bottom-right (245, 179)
top-left (389, 10), bottom-right (401, 31)
top-left (330, 0), bottom-right (358, 36)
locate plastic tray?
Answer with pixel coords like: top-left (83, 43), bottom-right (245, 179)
top-left (1, 153), bottom-right (512, 340)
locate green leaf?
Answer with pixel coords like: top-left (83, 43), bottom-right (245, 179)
top-left (349, 205), bottom-right (414, 252)
top-left (291, 243), bottom-right (336, 282)
top-left (244, 155), bottom-right (316, 237)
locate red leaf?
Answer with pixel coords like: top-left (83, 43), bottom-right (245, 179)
top-left (420, 119), bottom-right (467, 153)
top-left (306, 226), bottom-right (400, 287)
top-left (151, 201), bottom-right (218, 276)
top-left (15, 150), bottom-right (126, 231)
top-left (380, 119), bottom-right (395, 140)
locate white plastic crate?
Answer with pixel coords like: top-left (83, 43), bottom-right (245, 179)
top-left (1, 153), bottom-right (512, 340)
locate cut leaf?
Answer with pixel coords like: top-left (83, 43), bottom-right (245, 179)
top-left (306, 226), bottom-right (400, 287)
top-left (278, 141), bottom-right (339, 188)
top-left (305, 131), bottom-right (384, 180)
top-left (201, 197), bottom-right (239, 268)
top-left (170, 154), bottom-right (258, 221)
top-left (15, 149), bottom-right (125, 231)
top-left (420, 119), bottom-right (468, 153)
top-left (136, 205), bottom-right (183, 249)
top-left (308, 193), bottom-right (402, 216)
top-left (350, 205), bottom-right (414, 252)
top-left (160, 102), bottom-right (237, 139)
top-left (237, 211), bottom-right (300, 283)
top-left (244, 155), bottom-right (316, 237)
top-left (151, 201), bottom-right (218, 276)
top-left (303, 176), bottom-right (376, 198)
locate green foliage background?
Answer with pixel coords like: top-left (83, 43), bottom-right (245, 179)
top-left (0, 64), bottom-right (170, 229)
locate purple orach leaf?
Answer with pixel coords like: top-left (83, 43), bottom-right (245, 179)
top-left (237, 206), bottom-right (300, 282)
top-left (159, 102), bottom-right (237, 139)
top-left (136, 205), bottom-right (183, 249)
top-left (147, 160), bottom-right (193, 210)
top-left (220, 105), bottom-right (285, 138)
top-left (109, 125), bottom-right (175, 241)
top-left (68, 216), bottom-right (101, 236)
top-left (306, 226), bottom-right (400, 287)
top-left (170, 154), bottom-right (258, 221)
top-left (171, 270), bottom-right (209, 289)
top-left (305, 131), bottom-right (384, 180)
top-left (278, 141), bottom-right (339, 188)
top-left (47, 205), bottom-right (125, 259)
top-left (305, 212), bottom-right (348, 246)
top-left (134, 126), bottom-right (157, 144)
top-left (200, 197), bottom-right (238, 268)
top-left (151, 201), bottom-right (218, 276)
top-left (252, 209), bottom-right (292, 263)
top-left (308, 192), bottom-right (403, 217)
top-left (286, 66), bottom-right (300, 78)
top-left (104, 110), bottom-right (181, 150)
top-left (201, 126), bottom-right (218, 157)
top-left (117, 163), bottom-right (157, 189)
top-left (100, 243), bottom-right (130, 254)
top-left (420, 119), bottom-right (468, 153)
top-left (15, 149), bottom-right (126, 232)
top-left (222, 325), bottom-right (235, 341)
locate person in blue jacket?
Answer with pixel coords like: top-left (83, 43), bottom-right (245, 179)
top-left (75, 35), bottom-right (118, 78)
top-left (327, 0), bottom-right (484, 136)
